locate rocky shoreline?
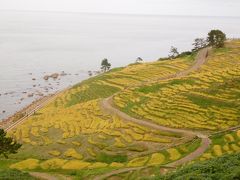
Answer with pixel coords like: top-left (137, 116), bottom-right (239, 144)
top-left (0, 70), bottom-right (92, 129)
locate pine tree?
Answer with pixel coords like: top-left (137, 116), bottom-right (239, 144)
top-left (101, 58), bottom-right (111, 72)
top-left (207, 30), bottom-right (226, 48)
top-left (0, 129), bottom-right (22, 158)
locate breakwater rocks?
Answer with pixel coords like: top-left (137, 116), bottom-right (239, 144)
top-left (43, 71), bottom-right (69, 81)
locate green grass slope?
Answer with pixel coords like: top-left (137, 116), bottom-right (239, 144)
top-left (148, 153), bottom-right (240, 180)
top-left (0, 169), bottom-right (36, 180)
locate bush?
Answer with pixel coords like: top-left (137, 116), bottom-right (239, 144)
top-left (207, 29), bottom-right (226, 48)
top-left (149, 153), bottom-right (240, 180)
top-left (0, 169), bottom-right (35, 180)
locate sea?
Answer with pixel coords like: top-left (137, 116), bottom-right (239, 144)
top-left (0, 10), bottom-right (240, 120)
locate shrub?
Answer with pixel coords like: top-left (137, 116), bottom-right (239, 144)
top-left (0, 129), bottom-right (22, 158)
top-left (207, 29), bottom-right (226, 48)
top-left (151, 153), bottom-right (240, 180)
top-left (0, 169), bottom-right (35, 180)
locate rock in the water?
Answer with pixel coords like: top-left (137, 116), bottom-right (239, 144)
top-left (51, 73), bottom-right (59, 79)
top-left (43, 75), bottom-right (49, 80)
top-left (27, 93), bottom-right (34, 97)
top-left (37, 93), bottom-right (44, 97)
top-left (43, 73), bottom-right (59, 80)
top-left (60, 71), bottom-right (67, 76)
top-left (32, 78), bottom-right (36, 81)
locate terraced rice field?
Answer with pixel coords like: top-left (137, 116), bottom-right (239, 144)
top-left (3, 40), bottom-right (240, 179)
top-left (65, 55), bottom-right (194, 106)
top-left (113, 41), bottom-right (240, 131)
top-left (199, 129), bottom-right (240, 161)
top-left (8, 97), bottom-right (188, 168)
top-left (4, 51), bottom-right (199, 177)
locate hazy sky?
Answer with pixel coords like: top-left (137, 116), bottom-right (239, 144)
top-left (0, 0), bottom-right (240, 17)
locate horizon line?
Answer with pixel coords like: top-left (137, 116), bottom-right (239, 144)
top-left (1, 9), bottom-right (240, 19)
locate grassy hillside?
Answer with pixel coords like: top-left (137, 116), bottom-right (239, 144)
top-left (148, 153), bottom-right (240, 180)
top-left (113, 41), bottom-right (240, 131)
top-left (2, 53), bottom-right (197, 178)
top-left (0, 169), bottom-right (35, 180)
top-left (1, 40), bottom-right (240, 179)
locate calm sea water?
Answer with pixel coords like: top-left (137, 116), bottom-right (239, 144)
top-left (0, 11), bottom-right (240, 120)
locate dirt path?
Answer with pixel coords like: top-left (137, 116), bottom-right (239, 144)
top-left (130, 47), bottom-right (210, 88)
top-left (96, 48), bottom-right (211, 180)
top-left (30, 172), bottom-right (72, 180)
top-left (30, 172), bottom-right (58, 180)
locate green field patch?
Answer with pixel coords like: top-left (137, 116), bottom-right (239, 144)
top-left (66, 83), bottom-right (119, 107)
top-left (95, 152), bottom-right (128, 164)
top-left (186, 93), bottom-right (235, 108)
top-left (169, 78), bottom-right (196, 86)
top-left (137, 83), bottom-right (165, 94)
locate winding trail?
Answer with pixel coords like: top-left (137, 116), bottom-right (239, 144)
top-left (29, 172), bottom-right (72, 180)
top-left (4, 48), bottom-right (210, 180)
top-left (96, 48), bottom-right (211, 180)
